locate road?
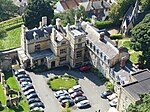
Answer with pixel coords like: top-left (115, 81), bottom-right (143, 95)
top-left (27, 68), bottom-right (110, 112)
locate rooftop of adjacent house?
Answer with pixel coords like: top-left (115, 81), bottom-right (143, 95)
top-left (59, 0), bottom-right (80, 10)
top-left (25, 26), bottom-right (53, 41)
top-left (29, 49), bottom-right (54, 60)
top-left (85, 24), bottom-right (118, 59)
top-left (70, 26), bottom-right (86, 38)
top-left (123, 70), bottom-right (150, 101)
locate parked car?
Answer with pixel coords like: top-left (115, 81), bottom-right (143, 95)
top-left (20, 81), bottom-right (32, 87)
top-left (79, 65), bottom-right (92, 71)
top-left (19, 78), bottom-right (32, 83)
top-left (101, 90), bottom-right (113, 98)
top-left (74, 96), bottom-right (87, 104)
top-left (14, 68), bottom-right (26, 76)
top-left (109, 98), bottom-right (118, 107)
top-left (29, 102), bottom-right (45, 110)
top-left (17, 74), bottom-right (30, 80)
top-left (54, 90), bottom-right (69, 98)
top-left (61, 99), bottom-right (74, 107)
top-left (107, 93), bottom-right (117, 101)
top-left (58, 95), bottom-right (71, 102)
top-left (22, 84), bottom-right (34, 92)
top-left (26, 93), bottom-right (38, 100)
top-left (28, 97), bottom-right (41, 105)
top-left (70, 91), bottom-right (83, 99)
top-left (76, 100), bottom-right (90, 108)
top-left (68, 85), bottom-right (82, 94)
top-left (24, 89), bottom-right (35, 96)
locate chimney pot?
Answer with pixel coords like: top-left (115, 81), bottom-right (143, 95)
top-left (120, 57), bottom-right (126, 68)
top-left (42, 16), bottom-right (47, 26)
top-left (92, 15), bottom-right (97, 26)
top-left (99, 32), bottom-right (105, 41)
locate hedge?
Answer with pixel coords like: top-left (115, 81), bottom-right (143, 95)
top-left (96, 21), bottom-right (113, 29)
top-left (110, 34), bottom-right (123, 40)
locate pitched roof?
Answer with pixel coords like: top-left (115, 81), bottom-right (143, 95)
top-left (85, 24), bottom-right (118, 59)
top-left (123, 70), bottom-right (150, 101)
top-left (60, 0), bottom-right (80, 10)
top-left (25, 26), bottom-right (53, 41)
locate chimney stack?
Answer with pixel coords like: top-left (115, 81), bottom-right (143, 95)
top-left (56, 18), bottom-right (61, 30)
top-left (92, 15), bottom-right (97, 26)
top-left (115, 39), bottom-right (118, 48)
top-left (120, 57), bottom-right (126, 68)
top-left (74, 15), bottom-right (81, 29)
top-left (99, 32), bottom-right (105, 41)
top-left (42, 16), bottom-right (47, 26)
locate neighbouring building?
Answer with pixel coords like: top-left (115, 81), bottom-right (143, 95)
top-left (117, 69), bottom-right (150, 112)
top-left (55, 0), bottom-right (110, 21)
top-left (19, 15), bottom-right (130, 81)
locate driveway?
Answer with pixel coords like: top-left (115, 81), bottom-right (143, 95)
top-left (27, 68), bottom-right (110, 112)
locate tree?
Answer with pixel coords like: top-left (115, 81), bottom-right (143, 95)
top-left (23, 0), bottom-right (54, 29)
top-left (140, 0), bottom-right (150, 11)
top-left (0, 0), bottom-right (18, 22)
top-left (0, 28), bottom-right (7, 39)
top-left (130, 13), bottom-right (150, 68)
top-left (52, 6), bottom-right (86, 26)
top-left (108, 0), bottom-right (136, 23)
top-left (61, 103), bottom-right (73, 112)
top-left (126, 93), bottom-right (150, 112)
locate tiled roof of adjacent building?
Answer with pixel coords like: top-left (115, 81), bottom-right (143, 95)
top-left (123, 70), bottom-right (150, 101)
top-left (60, 0), bottom-right (80, 10)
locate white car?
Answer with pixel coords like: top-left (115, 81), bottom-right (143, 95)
top-left (76, 100), bottom-right (90, 108)
top-left (109, 98), bottom-right (118, 107)
top-left (54, 90), bottom-right (69, 98)
top-left (68, 85), bottom-right (81, 94)
top-left (107, 93), bottom-right (117, 101)
top-left (14, 69), bottom-right (26, 75)
top-left (20, 81), bottom-right (31, 87)
top-left (24, 89), bottom-right (35, 96)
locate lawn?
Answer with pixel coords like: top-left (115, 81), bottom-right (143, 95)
top-left (0, 27), bottom-right (21, 50)
top-left (1, 72), bottom-right (30, 112)
top-left (117, 38), bottom-right (142, 64)
top-left (49, 75), bottom-right (77, 90)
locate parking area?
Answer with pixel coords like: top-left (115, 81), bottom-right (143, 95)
top-left (27, 67), bottom-right (110, 112)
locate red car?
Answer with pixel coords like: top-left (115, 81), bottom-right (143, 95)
top-left (79, 66), bottom-right (92, 71)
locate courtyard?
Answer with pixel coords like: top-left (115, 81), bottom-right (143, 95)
top-left (26, 67), bottom-right (110, 112)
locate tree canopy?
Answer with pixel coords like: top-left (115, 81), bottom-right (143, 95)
top-left (126, 93), bottom-right (150, 112)
top-left (23, 0), bottom-right (54, 29)
top-left (0, 28), bottom-right (7, 39)
top-left (140, 0), bottom-right (150, 11)
top-left (108, 0), bottom-right (136, 23)
top-left (130, 13), bottom-right (150, 68)
top-left (0, 0), bottom-right (18, 22)
top-left (52, 6), bottom-right (86, 26)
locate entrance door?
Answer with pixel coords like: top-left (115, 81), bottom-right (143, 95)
top-left (51, 61), bottom-right (55, 68)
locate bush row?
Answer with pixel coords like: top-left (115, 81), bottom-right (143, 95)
top-left (110, 34), bottom-right (123, 40)
top-left (96, 21), bottom-right (114, 29)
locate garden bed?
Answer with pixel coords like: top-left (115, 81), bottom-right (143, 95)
top-left (48, 74), bottom-right (77, 91)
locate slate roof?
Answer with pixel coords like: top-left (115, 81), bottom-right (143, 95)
top-left (25, 26), bottom-right (53, 41)
top-left (85, 24), bottom-right (118, 59)
top-left (29, 49), bottom-right (53, 60)
top-left (123, 70), bottom-right (150, 101)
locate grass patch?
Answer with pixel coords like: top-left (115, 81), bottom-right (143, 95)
top-left (48, 75), bottom-right (77, 90)
top-left (130, 51), bottom-right (142, 64)
top-left (0, 84), bottom-right (6, 105)
top-left (0, 27), bottom-right (21, 50)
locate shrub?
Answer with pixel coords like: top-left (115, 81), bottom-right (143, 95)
top-left (105, 81), bottom-right (114, 91)
top-left (110, 34), bottom-right (123, 40)
top-left (96, 21), bottom-right (113, 29)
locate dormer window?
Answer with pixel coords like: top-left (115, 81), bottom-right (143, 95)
top-left (90, 43), bottom-right (92, 48)
top-left (33, 32), bottom-right (38, 40)
top-left (86, 40), bottom-right (89, 45)
top-left (97, 49), bottom-right (99, 54)
top-left (93, 46), bottom-right (96, 51)
top-left (100, 52), bottom-right (103, 58)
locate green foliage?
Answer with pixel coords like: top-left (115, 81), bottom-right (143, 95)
top-left (140, 0), bottom-right (150, 11)
top-left (108, 0), bottom-right (136, 23)
top-left (0, 0), bottom-right (18, 22)
top-left (105, 81), bottom-right (114, 91)
top-left (95, 21), bottom-right (114, 29)
top-left (130, 13), bottom-right (150, 68)
top-left (52, 6), bottom-right (86, 26)
top-left (23, 0), bottom-right (54, 29)
top-left (126, 93), bottom-right (150, 112)
top-left (62, 102), bottom-right (73, 112)
top-left (0, 28), bottom-right (7, 39)
top-left (110, 34), bottom-right (123, 40)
